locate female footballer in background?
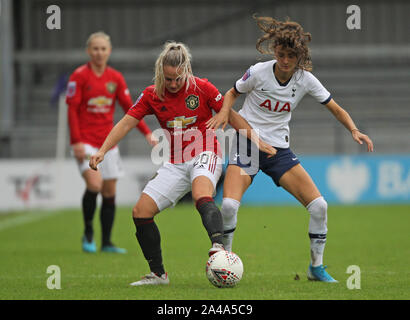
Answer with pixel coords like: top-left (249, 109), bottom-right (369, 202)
top-left (207, 16), bottom-right (374, 282)
top-left (89, 41), bottom-right (276, 286)
top-left (66, 32), bottom-right (157, 254)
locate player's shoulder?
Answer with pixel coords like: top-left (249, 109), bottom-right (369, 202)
top-left (299, 68), bottom-right (315, 78)
top-left (296, 68), bottom-right (321, 86)
top-left (70, 64), bottom-right (89, 78)
top-left (105, 65), bottom-right (120, 75)
top-left (254, 59), bottom-right (275, 69)
top-left (192, 77), bottom-right (221, 99)
top-left (194, 76), bottom-right (210, 86)
top-left (193, 77), bottom-right (218, 91)
top-left (143, 85), bottom-right (156, 94)
top-left (242, 60), bottom-right (274, 81)
top-left (131, 85), bottom-right (157, 108)
top-left (105, 66), bottom-right (125, 79)
top-left (252, 60), bottom-right (275, 73)
top-left (139, 85), bottom-right (158, 101)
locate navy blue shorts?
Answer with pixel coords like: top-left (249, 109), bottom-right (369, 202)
top-left (228, 132), bottom-right (300, 187)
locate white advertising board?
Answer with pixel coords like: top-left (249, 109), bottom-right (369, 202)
top-left (0, 158), bottom-right (159, 212)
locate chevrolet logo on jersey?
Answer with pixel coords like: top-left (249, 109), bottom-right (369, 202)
top-left (88, 96), bottom-right (113, 108)
top-left (167, 116), bottom-right (197, 129)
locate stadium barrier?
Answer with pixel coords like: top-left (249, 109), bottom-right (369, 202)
top-left (0, 158), bottom-right (159, 212)
top-left (0, 155), bottom-right (409, 211)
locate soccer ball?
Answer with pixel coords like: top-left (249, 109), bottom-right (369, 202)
top-left (206, 250), bottom-right (243, 288)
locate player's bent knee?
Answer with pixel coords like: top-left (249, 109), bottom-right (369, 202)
top-left (221, 198), bottom-right (240, 220)
top-left (307, 196), bottom-right (327, 219)
top-left (101, 184), bottom-right (116, 198)
top-left (132, 195), bottom-right (158, 219)
top-left (132, 204), bottom-right (152, 219)
top-left (85, 178), bottom-right (102, 193)
top-left (132, 205), bottom-right (140, 218)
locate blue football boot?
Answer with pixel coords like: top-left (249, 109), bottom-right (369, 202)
top-left (101, 244), bottom-right (127, 254)
top-left (82, 235), bottom-right (97, 253)
top-left (307, 264), bottom-right (338, 283)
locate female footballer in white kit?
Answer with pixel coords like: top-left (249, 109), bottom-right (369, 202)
top-left (207, 16), bottom-right (374, 282)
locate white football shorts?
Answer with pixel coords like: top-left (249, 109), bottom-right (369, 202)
top-left (143, 151), bottom-right (222, 211)
top-left (74, 144), bottom-right (124, 180)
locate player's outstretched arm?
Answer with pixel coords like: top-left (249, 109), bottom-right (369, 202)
top-left (89, 115), bottom-right (139, 170)
top-left (325, 99), bottom-right (374, 152)
top-left (206, 87), bottom-right (239, 130)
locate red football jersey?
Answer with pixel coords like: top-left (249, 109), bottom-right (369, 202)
top-left (66, 63), bottom-right (151, 148)
top-left (127, 77), bottom-right (224, 163)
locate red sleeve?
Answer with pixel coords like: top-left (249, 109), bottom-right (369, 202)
top-left (66, 71), bottom-right (84, 145)
top-left (127, 89), bottom-right (154, 120)
top-left (204, 80), bottom-right (224, 112)
top-left (115, 72), bottom-right (134, 113)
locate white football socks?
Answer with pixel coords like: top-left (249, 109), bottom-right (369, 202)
top-left (222, 195), bottom-right (329, 267)
top-left (221, 197), bottom-right (240, 251)
top-left (306, 196), bottom-right (328, 267)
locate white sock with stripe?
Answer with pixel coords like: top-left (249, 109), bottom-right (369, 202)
top-left (307, 196), bottom-right (328, 267)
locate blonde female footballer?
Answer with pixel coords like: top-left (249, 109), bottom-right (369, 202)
top-left (89, 41), bottom-right (276, 286)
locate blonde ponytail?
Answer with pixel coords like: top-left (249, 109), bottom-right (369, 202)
top-left (154, 41), bottom-right (196, 100)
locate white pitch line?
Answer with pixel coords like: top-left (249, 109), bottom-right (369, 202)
top-left (0, 210), bottom-right (65, 232)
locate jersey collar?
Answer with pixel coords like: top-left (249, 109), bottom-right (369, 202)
top-left (273, 63), bottom-right (292, 87)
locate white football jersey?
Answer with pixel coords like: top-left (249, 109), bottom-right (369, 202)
top-left (235, 60), bottom-right (331, 148)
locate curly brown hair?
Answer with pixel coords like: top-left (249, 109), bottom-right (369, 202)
top-left (254, 16), bottom-right (313, 72)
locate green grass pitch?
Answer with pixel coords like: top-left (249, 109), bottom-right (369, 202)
top-left (0, 204), bottom-right (409, 300)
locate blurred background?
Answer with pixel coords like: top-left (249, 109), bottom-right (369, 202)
top-left (1, 0), bottom-right (409, 210)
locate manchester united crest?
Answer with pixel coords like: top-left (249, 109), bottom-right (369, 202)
top-left (185, 94), bottom-right (200, 110)
top-left (106, 82), bottom-right (117, 94)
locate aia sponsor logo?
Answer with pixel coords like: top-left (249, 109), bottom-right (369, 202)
top-left (259, 99), bottom-right (291, 112)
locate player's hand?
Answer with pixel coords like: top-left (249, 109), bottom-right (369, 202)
top-left (352, 129), bottom-right (374, 152)
top-left (206, 109), bottom-right (230, 131)
top-left (258, 139), bottom-right (277, 157)
top-left (145, 132), bottom-right (159, 146)
top-left (89, 151), bottom-right (104, 171)
top-left (72, 143), bottom-right (86, 162)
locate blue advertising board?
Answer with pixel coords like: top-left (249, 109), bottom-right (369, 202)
top-left (216, 155), bottom-right (410, 205)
